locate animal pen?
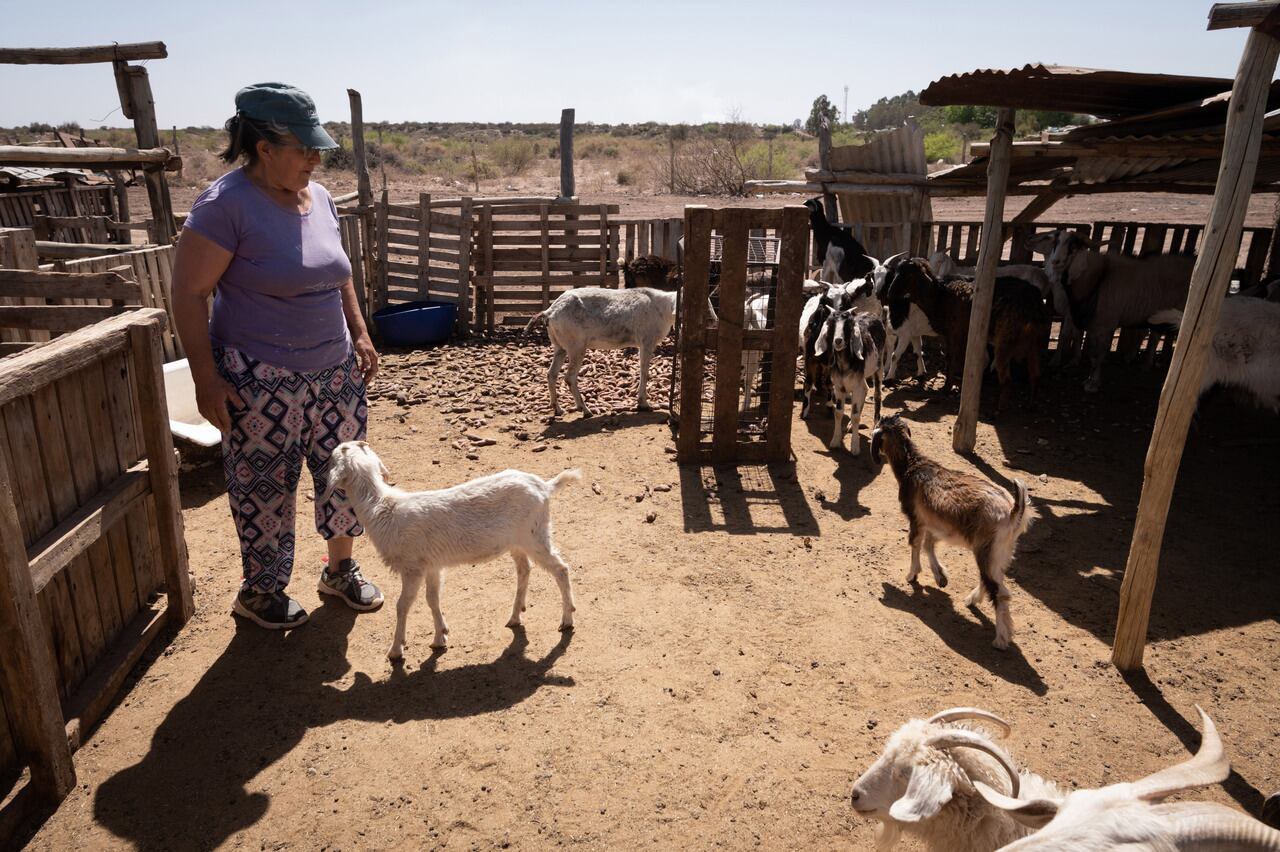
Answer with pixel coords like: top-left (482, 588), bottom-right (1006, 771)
top-left (674, 205), bottom-right (807, 465)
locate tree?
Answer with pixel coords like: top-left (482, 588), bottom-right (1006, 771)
top-left (805, 95), bottom-right (840, 135)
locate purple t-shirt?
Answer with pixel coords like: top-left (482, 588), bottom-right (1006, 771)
top-left (184, 168), bottom-right (353, 372)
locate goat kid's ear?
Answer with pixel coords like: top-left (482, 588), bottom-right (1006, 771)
top-left (887, 763), bottom-right (955, 823)
top-left (971, 782), bottom-right (1058, 830)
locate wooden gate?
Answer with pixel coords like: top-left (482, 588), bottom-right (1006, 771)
top-left (675, 205), bottom-right (807, 465)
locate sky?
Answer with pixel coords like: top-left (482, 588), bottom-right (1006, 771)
top-left (0, 0), bottom-right (1256, 130)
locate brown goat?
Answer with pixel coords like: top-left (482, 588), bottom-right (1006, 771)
top-left (870, 415), bottom-right (1032, 649)
top-left (622, 254), bottom-right (680, 291)
top-left (885, 260), bottom-right (1050, 412)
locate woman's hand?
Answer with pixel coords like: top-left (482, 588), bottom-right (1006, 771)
top-left (194, 371), bottom-right (243, 434)
top-left (353, 333), bottom-right (379, 384)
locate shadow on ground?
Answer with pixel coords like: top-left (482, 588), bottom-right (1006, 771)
top-left (679, 463), bottom-right (818, 535)
top-left (93, 602), bottom-right (573, 851)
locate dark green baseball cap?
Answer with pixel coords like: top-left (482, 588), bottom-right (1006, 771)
top-left (234, 82), bottom-right (339, 150)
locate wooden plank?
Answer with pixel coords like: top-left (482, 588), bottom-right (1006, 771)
top-left (489, 246), bottom-right (608, 262)
top-left (1242, 227), bottom-right (1271, 286)
top-left (483, 205), bottom-right (495, 333)
top-left (0, 305), bottom-right (124, 332)
top-left (62, 598), bottom-right (167, 751)
top-left (28, 466), bottom-right (149, 595)
top-left (80, 363), bottom-right (142, 621)
top-left (127, 322), bottom-right (193, 624)
top-left (1113, 27), bottom-right (1280, 670)
top-left (0, 42), bottom-right (166, 64)
top-left (711, 208), bottom-right (749, 463)
top-left (560, 108), bottom-right (575, 199)
top-left (489, 233), bottom-right (610, 247)
top-left (677, 207), bottom-right (713, 464)
top-left (418, 193), bottom-right (432, 300)
top-left (375, 192), bottom-right (389, 312)
top-left (954, 107), bottom-right (1016, 454)
top-left (539, 205), bottom-right (551, 308)
top-left (31, 384), bottom-right (107, 675)
top-left (483, 219), bottom-right (613, 232)
top-left (0, 268), bottom-right (141, 301)
top-left (598, 205), bottom-right (609, 283)
top-left (0, 441), bottom-right (76, 799)
top-left (99, 352), bottom-right (154, 611)
top-left (1207, 2), bottom-right (1280, 32)
top-left (766, 206), bottom-right (807, 463)
top-left (0, 146), bottom-right (177, 170)
top-left (487, 260), bottom-right (606, 273)
top-left (457, 197), bottom-right (473, 332)
top-left (53, 373), bottom-right (124, 643)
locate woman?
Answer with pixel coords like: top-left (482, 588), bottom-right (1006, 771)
top-left (173, 82), bottom-right (383, 629)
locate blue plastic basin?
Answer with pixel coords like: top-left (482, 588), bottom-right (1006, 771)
top-left (372, 300), bottom-right (458, 347)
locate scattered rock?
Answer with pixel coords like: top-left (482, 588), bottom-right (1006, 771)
top-left (644, 511), bottom-right (657, 523)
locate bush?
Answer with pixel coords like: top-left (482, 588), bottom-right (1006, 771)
top-left (489, 136), bottom-right (539, 175)
top-left (923, 130), bottom-right (962, 163)
top-left (615, 170), bottom-right (633, 186)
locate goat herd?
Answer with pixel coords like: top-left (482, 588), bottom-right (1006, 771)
top-left (318, 199), bottom-right (1279, 850)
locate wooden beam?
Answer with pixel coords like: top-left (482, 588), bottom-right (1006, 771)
top-left (818, 117), bottom-right (838, 222)
top-left (0, 304), bottom-right (125, 331)
top-left (347, 89), bottom-right (373, 215)
top-left (677, 206), bottom-right (713, 464)
top-left (28, 464), bottom-right (150, 594)
top-left (969, 138), bottom-right (1280, 160)
top-left (953, 107), bottom-right (1016, 454)
top-left (559, 108), bottom-right (575, 200)
top-left (0, 145), bottom-right (177, 169)
top-left (1012, 190), bottom-right (1066, 223)
top-left (35, 241), bottom-right (133, 260)
top-left (127, 321), bottom-right (194, 625)
top-left (746, 179), bottom-right (920, 196)
top-left (0, 268), bottom-right (141, 301)
top-left (805, 168), bottom-right (931, 186)
top-left (0, 447), bottom-right (76, 799)
top-left (0, 42), bottom-right (166, 65)
top-left (123, 65), bottom-right (177, 244)
top-left (1112, 26), bottom-right (1280, 671)
top-left (1207, 1), bottom-right (1280, 31)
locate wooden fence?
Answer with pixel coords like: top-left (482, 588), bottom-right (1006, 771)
top-left (0, 185), bottom-right (121, 243)
top-left (613, 217), bottom-right (683, 264)
top-left (55, 246), bottom-right (182, 361)
top-left (675, 205), bottom-right (807, 465)
top-left (372, 192), bottom-right (474, 331)
top-left (0, 308), bottom-right (192, 833)
top-left (472, 201), bottom-right (619, 332)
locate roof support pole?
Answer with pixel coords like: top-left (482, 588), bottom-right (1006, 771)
top-left (953, 107), bottom-right (1015, 453)
top-left (1112, 22), bottom-right (1280, 670)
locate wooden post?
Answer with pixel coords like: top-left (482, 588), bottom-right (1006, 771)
top-left (111, 171), bottom-right (130, 237)
top-left (127, 319), bottom-right (194, 625)
top-left (559, 108), bottom-right (575, 200)
top-left (764, 206), bottom-right (807, 463)
top-left (417, 193), bottom-right (431, 301)
top-left (818, 117), bottom-right (838, 223)
top-left (677, 206), bottom-right (713, 463)
top-left (347, 89), bottom-right (375, 287)
top-left (458, 197), bottom-right (473, 333)
top-left (0, 449), bottom-right (76, 799)
top-left (952, 107), bottom-right (1016, 454)
top-left (119, 65), bottom-right (176, 244)
top-left (1112, 24), bottom-right (1280, 670)
top-left (375, 190), bottom-right (389, 313)
top-left (711, 209), bottom-right (749, 463)
top-left (539, 204), bottom-right (550, 308)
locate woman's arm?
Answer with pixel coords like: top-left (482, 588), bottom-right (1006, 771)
top-left (339, 277), bottom-right (379, 383)
top-left (171, 229), bottom-right (241, 432)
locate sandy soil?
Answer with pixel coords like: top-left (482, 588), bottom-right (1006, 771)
top-left (20, 307), bottom-right (1280, 850)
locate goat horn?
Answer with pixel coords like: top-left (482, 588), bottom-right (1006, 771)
top-left (861, 254), bottom-right (882, 269)
top-left (883, 251), bottom-right (909, 267)
top-left (1131, 706), bottom-right (1229, 802)
top-left (926, 708), bottom-right (1012, 738)
top-left (1151, 801), bottom-right (1280, 850)
top-left (972, 780), bottom-right (1059, 825)
top-left (924, 729), bottom-right (1020, 799)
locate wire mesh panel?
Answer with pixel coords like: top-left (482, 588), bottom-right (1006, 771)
top-left (674, 205), bottom-right (807, 465)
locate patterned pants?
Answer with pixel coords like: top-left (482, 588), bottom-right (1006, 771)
top-left (216, 347), bottom-right (368, 593)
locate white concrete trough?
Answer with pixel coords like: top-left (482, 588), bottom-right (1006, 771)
top-left (162, 359), bottom-right (222, 447)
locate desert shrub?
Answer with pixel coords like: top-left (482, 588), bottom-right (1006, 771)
top-left (924, 130), bottom-right (962, 163)
top-left (489, 136), bottom-right (539, 175)
top-left (615, 170), bottom-right (633, 186)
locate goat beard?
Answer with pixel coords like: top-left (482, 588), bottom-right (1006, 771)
top-left (873, 820), bottom-right (903, 850)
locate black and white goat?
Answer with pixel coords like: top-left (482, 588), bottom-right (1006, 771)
top-left (814, 291), bottom-right (886, 453)
top-left (805, 197), bottom-right (875, 283)
top-left (870, 414), bottom-right (1031, 649)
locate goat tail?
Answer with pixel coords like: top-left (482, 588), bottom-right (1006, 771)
top-left (1009, 479), bottom-right (1033, 538)
top-left (1148, 308), bottom-right (1184, 329)
top-left (546, 468), bottom-right (582, 493)
top-left (524, 310), bottom-right (549, 334)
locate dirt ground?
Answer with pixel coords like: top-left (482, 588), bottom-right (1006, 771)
top-left (21, 299), bottom-right (1280, 850)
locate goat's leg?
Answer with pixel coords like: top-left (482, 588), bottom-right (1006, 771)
top-left (506, 551), bottom-right (532, 628)
top-left (548, 347), bottom-right (567, 417)
top-left (906, 520), bottom-right (924, 585)
top-left (565, 351), bottom-right (591, 416)
top-left (847, 385), bottom-right (866, 456)
top-left (913, 336), bottom-right (927, 378)
top-left (389, 571), bottom-right (425, 662)
top-left (922, 533), bottom-right (949, 588)
top-left (993, 345), bottom-right (1013, 416)
top-left (529, 539), bottom-right (576, 631)
top-left (828, 392), bottom-right (845, 450)
top-left (740, 352), bottom-right (757, 415)
top-left (1083, 326), bottom-right (1111, 394)
top-left (423, 569), bottom-right (449, 649)
top-left (972, 542), bottom-right (1014, 650)
top-left (637, 344), bottom-right (654, 411)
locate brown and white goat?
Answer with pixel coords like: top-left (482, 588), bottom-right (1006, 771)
top-left (870, 415), bottom-right (1031, 649)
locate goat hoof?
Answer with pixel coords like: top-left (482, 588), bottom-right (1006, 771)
top-left (637, 402), bottom-right (652, 412)
top-left (559, 622), bottom-right (575, 633)
top-left (506, 617), bottom-right (522, 628)
top-left (387, 647), bottom-right (404, 662)
top-left (937, 575), bottom-right (948, 588)
top-left (992, 636), bottom-right (1010, 651)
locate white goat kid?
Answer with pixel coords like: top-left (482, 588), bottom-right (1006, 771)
top-left (976, 707), bottom-right (1280, 851)
top-left (325, 441), bottom-right (581, 660)
top-left (526, 286), bottom-right (678, 417)
top-left (850, 707), bottom-right (1063, 852)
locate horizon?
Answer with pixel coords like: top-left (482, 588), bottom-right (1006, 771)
top-left (0, 0), bottom-right (1256, 131)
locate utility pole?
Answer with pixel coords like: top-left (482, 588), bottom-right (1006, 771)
top-left (843, 85), bottom-right (849, 121)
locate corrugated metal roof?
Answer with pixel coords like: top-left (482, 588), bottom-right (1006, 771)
top-left (919, 64), bottom-right (1237, 118)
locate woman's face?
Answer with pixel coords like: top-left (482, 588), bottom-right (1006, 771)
top-left (257, 135), bottom-right (322, 192)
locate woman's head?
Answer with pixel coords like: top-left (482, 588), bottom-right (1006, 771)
top-left (220, 82), bottom-right (337, 189)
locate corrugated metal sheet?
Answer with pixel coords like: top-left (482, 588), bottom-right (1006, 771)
top-left (919, 64), bottom-right (1236, 118)
top-left (829, 121), bottom-right (933, 258)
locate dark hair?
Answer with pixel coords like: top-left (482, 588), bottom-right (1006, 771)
top-left (220, 113), bottom-right (293, 165)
